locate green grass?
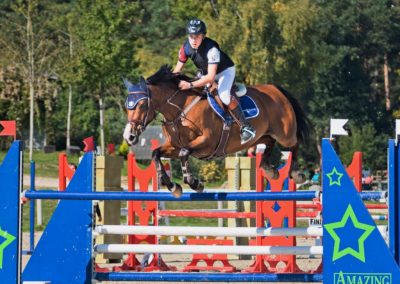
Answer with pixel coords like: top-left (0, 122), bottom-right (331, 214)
top-left (0, 149), bottom-right (129, 178)
top-left (22, 200), bottom-right (224, 232)
top-left (163, 201), bottom-right (221, 227)
top-left (1, 149), bottom-right (225, 231)
top-left (22, 199), bottom-right (58, 232)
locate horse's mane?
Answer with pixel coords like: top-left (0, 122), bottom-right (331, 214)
top-left (146, 65), bottom-right (193, 86)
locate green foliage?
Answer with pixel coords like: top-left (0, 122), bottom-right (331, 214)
top-left (337, 123), bottom-right (389, 170)
top-left (199, 160), bottom-right (226, 183)
top-left (171, 158), bottom-right (226, 186)
top-left (118, 140), bottom-right (129, 158)
top-left (71, 0), bottom-right (141, 87)
top-left (0, 0), bottom-right (400, 174)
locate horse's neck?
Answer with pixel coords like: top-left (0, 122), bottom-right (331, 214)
top-left (154, 91), bottom-right (199, 121)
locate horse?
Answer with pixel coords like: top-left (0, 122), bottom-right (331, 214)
top-left (123, 65), bottom-right (310, 197)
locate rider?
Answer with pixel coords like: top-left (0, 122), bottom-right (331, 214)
top-left (173, 18), bottom-right (256, 144)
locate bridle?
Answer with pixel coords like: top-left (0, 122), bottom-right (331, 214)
top-left (125, 79), bottom-right (203, 141)
top-left (125, 85), bottom-right (152, 133)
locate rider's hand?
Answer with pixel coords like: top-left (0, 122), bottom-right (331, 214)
top-left (179, 80), bottom-right (193, 90)
top-left (209, 82), bottom-right (218, 92)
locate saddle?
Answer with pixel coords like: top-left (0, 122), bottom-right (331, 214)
top-left (201, 84), bottom-right (259, 159)
top-left (206, 83), bottom-right (259, 122)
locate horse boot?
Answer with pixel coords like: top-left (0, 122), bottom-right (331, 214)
top-left (228, 98), bottom-right (256, 144)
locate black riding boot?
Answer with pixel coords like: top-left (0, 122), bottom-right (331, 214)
top-left (230, 105), bottom-right (256, 144)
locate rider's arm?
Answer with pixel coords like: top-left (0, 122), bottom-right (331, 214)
top-left (191, 64), bottom-right (217, 88)
top-left (173, 61), bottom-right (185, 73)
top-left (178, 64), bottom-right (217, 90)
top-left (179, 47), bottom-right (219, 90)
top-left (173, 45), bottom-right (187, 73)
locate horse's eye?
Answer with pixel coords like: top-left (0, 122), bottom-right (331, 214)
top-left (139, 103), bottom-right (148, 110)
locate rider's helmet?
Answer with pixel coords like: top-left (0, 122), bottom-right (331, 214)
top-left (186, 18), bottom-right (207, 35)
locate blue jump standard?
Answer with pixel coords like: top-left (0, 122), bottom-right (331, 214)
top-left (322, 138), bottom-right (400, 283)
top-left (2, 139), bottom-right (400, 283)
top-left (0, 141), bottom-right (22, 283)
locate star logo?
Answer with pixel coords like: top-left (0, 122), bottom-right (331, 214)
top-left (0, 227), bottom-right (16, 269)
top-left (324, 204), bottom-right (375, 262)
top-left (326, 167), bottom-right (343, 186)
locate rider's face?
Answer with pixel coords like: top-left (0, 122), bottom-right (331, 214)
top-left (188, 34), bottom-right (204, 49)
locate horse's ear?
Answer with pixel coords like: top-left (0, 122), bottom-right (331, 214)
top-left (139, 76), bottom-right (147, 92)
top-left (122, 77), bottom-right (133, 91)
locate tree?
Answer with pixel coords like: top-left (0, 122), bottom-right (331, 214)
top-left (0, 0), bottom-right (65, 158)
top-left (338, 123), bottom-right (389, 170)
top-left (70, 0), bottom-right (141, 154)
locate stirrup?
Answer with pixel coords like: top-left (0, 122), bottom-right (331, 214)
top-left (240, 127), bottom-right (256, 144)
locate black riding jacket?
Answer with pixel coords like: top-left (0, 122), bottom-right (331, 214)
top-left (178, 37), bottom-right (234, 75)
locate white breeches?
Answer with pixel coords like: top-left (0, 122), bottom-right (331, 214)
top-left (215, 66), bottom-right (236, 105)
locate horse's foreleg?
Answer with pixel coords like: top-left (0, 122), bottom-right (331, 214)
top-left (152, 148), bottom-right (183, 198)
top-left (179, 149), bottom-right (204, 193)
top-left (259, 136), bottom-right (279, 180)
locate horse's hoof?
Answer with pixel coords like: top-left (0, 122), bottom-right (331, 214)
top-left (264, 167), bottom-right (280, 180)
top-left (170, 183), bottom-right (183, 198)
top-left (292, 172), bottom-right (306, 184)
top-left (193, 181), bottom-right (204, 193)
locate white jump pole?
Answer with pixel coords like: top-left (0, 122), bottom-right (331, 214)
top-left (94, 244), bottom-right (323, 255)
top-left (95, 225), bottom-right (323, 237)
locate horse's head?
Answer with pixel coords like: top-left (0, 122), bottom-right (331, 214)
top-left (123, 65), bottom-right (194, 145)
top-left (123, 76), bottom-right (155, 146)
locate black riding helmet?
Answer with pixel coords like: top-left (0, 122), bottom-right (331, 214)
top-left (186, 18), bottom-right (207, 35)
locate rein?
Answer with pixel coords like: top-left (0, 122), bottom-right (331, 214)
top-left (165, 89), bottom-right (202, 116)
top-left (161, 89), bottom-right (204, 147)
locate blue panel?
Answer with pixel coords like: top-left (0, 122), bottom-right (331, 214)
top-left (239, 95), bottom-right (259, 119)
top-left (322, 138), bottom-right (400, 283)
top-left (0, 141), bottom-right (22, 283)
top-left (95, 272), bottom-right (323, 282)
top-left (23, 152), bottom-right (94, 284)
top-left (207, 94), bottom-right (259, 122)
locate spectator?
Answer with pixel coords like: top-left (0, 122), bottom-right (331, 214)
top-left (311, 167), bottom-right (321, 184)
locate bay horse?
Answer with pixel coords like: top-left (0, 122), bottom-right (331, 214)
top-left (123, 65), bottom-right (310, 197)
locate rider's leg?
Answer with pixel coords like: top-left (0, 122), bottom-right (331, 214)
top-left (215, 66), bottom-right (256, 144)
top-left (227, 97), bottom-right (256, 144)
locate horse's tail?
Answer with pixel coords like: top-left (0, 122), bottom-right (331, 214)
top-left (273, 84), bottom-right (311, 142)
